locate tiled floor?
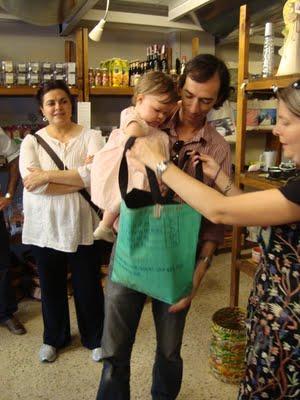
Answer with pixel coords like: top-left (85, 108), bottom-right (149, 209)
top-left (0, 253), bottom-right (253, 400)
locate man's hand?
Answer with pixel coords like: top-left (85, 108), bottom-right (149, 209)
top-left (168, 258), bottom-right (209, 313)
top-left (190, 152), bottom-right (221, 181)
top-left (0, 196), bottom-right (12, 211)
top-left (23, 167), bottom-right (49, 191)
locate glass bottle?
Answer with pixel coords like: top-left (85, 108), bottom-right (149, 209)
top-left (161, 44), bottom-right (168, 74)
top-left (101, 68), bottom-right (109, 87)
top-left (94, 68), bottom-right (102, 87)
top-left (262, 22), bottom-right (274, 78)
top-left (180, 55), bottom-right (187, 75)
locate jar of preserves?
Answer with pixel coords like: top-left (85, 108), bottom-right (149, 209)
top-left (101, 68), bottom-right (109, 87)
top-left (88, 68), bottom-right (95, 87)
top-left (94, 68), bottom-right (102, 87)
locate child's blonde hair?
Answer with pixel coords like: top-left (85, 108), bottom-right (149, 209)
top-left (132, 71), bottom-right (178, 105)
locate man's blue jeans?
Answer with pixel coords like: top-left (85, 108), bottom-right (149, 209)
top-left (96, 274), bottom-right (189, 400)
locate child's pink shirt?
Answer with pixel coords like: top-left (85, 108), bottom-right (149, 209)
top-left (91, 107), bottom-right (169, 213)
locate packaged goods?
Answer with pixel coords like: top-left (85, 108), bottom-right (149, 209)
top-left (95, 68), bottom-right (102, 87)
top-left (65, 62), bottom-right (76, 74)
top-left (3, 72), bottom-right (14, 86)
top-left (1, 60), bottom-right (13, 73)
top-left (16, 74), bottom-right (26, 85)
top-left (122, 60), bottom-right (129, 87)
top-left (28, 62), bottom-right (40, 74)
top-left (88, 68), bottom-right (95, 87)
top-left (111, 58), bottom-right (123, 87)
top-left (101, 68), bottom-right (109, 87)
top-left (66, 73), bottom-right (76, 86)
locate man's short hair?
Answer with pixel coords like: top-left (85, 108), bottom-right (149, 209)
top-left (178, 54), bottom-right (231, 109)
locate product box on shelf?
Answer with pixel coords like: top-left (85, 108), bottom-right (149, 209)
top-left (0, 60), bottom-right (77, 87)
top-left (231, 99), bottom-right (277, 130)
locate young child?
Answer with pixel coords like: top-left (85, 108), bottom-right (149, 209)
top-left (91, 71), bottom-right (178, 242)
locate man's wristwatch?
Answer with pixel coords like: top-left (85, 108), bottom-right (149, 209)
top-left (156, 160), bottom-right (171, 179)
top-left (198, 255), bottom-right (213, 268)
top-left (4, 192), bottom-right (12, 199)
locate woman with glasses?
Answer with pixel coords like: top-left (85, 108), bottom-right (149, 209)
top-left (129, 81), bottom-right (300, 399)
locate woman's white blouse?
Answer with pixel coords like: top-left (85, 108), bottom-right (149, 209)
top-left (19, 127), bottom-right (103, 252)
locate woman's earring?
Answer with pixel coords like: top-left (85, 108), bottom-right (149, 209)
top-left (42, 116), bottom-right (47, 122)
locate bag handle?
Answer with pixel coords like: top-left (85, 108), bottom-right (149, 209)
top-left (119, 136), bottom-right (164, 204)
top-left (30, 133), bottom-right (101, 215)
top-left (165, 151), bottom-right (203, 202)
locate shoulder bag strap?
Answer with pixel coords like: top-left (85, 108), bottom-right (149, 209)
top-left (31, 133), bottom-right (101, 215)
top-left (119, 136), bottom-right (164, 204)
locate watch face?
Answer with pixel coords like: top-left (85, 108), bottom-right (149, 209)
top-left (5, 193), bottom-right (11, 199)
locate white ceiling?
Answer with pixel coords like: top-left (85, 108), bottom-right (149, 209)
top-left (0, 0), bottom-right (285, 45)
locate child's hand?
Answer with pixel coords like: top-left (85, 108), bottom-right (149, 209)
top-left (125, 121), bottom-right (148, 137)
top-left (85, 155), bottom-right (94, 165)
top-left (191, 152), bottom-right (221, 180)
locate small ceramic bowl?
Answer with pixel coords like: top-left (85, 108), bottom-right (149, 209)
top-left (268, 167), bottom-right (282, 179)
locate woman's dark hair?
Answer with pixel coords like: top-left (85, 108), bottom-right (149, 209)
top-left (36, 80), bottom-right (75, 113)
top-left (178, 54), bottom-right (231, 109)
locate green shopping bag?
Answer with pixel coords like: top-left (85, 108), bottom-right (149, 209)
top-left (111, 137), bottom-right (202, 304)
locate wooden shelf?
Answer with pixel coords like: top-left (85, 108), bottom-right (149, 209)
top-left (246, 127), bottom-right (274, 133)
top-left (236, 258), bottom-right (258, 277)
top-left (239, 171), bottom-right (285, 190)
top-left (0, 86), bottom-right (80, 96)
top-left (90, 87), bottom-right (134, 96)
top-left (246, 74), bottom-right (300, 91)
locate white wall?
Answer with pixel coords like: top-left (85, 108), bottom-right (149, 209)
top-left (216, 42), bottom-right (281, 74)
top-left (0, 20), bottom-right (214, 128)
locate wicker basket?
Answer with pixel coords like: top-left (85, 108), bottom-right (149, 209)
top-left (209, 307), bottom-right (246, 384)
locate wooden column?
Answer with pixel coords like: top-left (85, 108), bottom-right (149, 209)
top-left (230, 4), bottom-right (250, 308)
top-left (65, 40), bottom-right (76, 63)
top-left (75, 28), bottom-right (84, 101)
top-left (192, 37), bottom-right (200, 57)
top-left (82, 28), bottom-right (89, 102)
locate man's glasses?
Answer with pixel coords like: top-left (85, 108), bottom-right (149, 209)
top-left (171, 140), bottom-right (185, 165)
top-left (171, 139), bottom-right (205, 166)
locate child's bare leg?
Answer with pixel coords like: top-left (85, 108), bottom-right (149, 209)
top-left (101, 211), bottom-right (118, 229)
top-left (93, 211), bottom-right (118, 242)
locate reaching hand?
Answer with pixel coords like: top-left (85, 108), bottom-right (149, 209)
top-left (168, 257), bottom-right (208, 313)
top-left (23, 167), bottom-right (48, 191)
top-left (0, 196), bottom-right (12, 211)
top-left (128, 136), bottom-right (165, 171)
top-left (194, 153), bottom-right (221, 180)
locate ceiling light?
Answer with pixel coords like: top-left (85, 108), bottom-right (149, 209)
top-left (89, 0), bottom-right (110, 42)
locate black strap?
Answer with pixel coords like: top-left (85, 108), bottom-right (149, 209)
top-left (165, 151), bottom-right (203, 202)
top-left (119, 136), bottom-right (164, 204)
top-left (31, 133), bottom-right (101, 215)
